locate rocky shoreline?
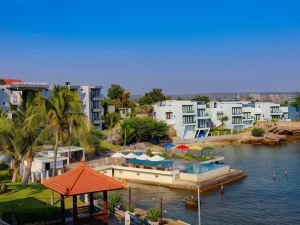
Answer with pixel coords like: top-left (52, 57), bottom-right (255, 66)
top-left (173, 122), bottom-right (300, 147)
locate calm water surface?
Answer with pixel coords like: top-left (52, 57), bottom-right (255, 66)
top-left (121, 141), bottom-right (300, 225)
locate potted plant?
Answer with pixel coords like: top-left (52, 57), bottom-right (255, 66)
top-left (146, 208), bottom-right (160, 225)
top-left (108, 192), bottom-right (123, 214)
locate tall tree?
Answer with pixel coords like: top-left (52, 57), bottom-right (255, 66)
top-left (107, 84), bottom-right (125, 100)
top-left (42, 85), bottom-right (87, 178)
top-left (138, 88), bottom-right (166, 105)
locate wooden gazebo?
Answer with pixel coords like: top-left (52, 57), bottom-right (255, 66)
top-left (43, 161), bottom-right (124, 225)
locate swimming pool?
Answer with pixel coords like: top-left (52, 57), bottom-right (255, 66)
top-left (182, 163), bottom-right (225, 174)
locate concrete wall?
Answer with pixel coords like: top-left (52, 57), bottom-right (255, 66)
top-left (96, 165), bottom-right (180, 184)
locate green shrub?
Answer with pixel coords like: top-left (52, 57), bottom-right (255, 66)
top-left (252, 128), bottom-right (265, 137)
top-left (202, 146), bottom-right (214, 151)
top-left (2, 207), bottom-right (61, 225)
top-left (145, 148), bottom-right (153, 157)
top-left (127, 204), bottom-right (135, 213)
top-left (146, 208), bottom-right (161, 222)
top-left (100, 140), bottom-right (121, 152)
top-left (8, 168), bottom-right (14, 178)
top-left (108, 192), bottom-right (123, 213)
top-left (0, 162), bottom-right (8, 171)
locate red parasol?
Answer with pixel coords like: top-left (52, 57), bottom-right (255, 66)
top-left (176, 144), bottom-right (189, 154)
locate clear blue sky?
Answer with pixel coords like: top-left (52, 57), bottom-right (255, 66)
top-left (1, 0), bottom-right (300, 94)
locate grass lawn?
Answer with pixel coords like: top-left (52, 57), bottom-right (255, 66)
top-left (0, 169), bottom-right (85, 224)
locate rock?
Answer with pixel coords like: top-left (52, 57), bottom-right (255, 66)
top-left (262, 133), bottom-right (287, 145)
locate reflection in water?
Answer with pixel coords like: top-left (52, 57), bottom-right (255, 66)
top-left (119, 141), bottom-right (300, 225)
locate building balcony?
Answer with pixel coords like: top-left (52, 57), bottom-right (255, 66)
top-left (92, 119), bottom-right (104, 124)
top-left (91, 96), bottom-right (103, 101)
top-left (92, 108), bottom-right (103, 112)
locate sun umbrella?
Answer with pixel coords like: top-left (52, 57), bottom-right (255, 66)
top-left (136, 154), bottom-right (151, 160)
top-left (176, 144), bottom-right (189, 154)
top-left (111, 152), bottom-right (125, 158)
top-left (163, 143), bottom-right (175, 149)
top-left (125, 153), bottom-right (138, 159)
top-left (189, 145), bottom-right (203, 151)
top-left (149, 155), bottom-right (165, 162)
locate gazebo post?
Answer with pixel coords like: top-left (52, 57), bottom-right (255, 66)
top-left (89, 192), bottom-right (95, 215)
top-left (73, 195), bottom-right (78, 224)
top-left (60, 194), bottom-right (65, 225)
top-left (103, 191), bottom-right (108, 225)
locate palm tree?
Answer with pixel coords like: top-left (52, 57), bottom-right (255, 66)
top-left (42, 85), bottom-right (87, 177)
top-left (0, 118), bottom-right (24, 182)
top-left (0, 96), bottom-right (46, 184)
top-left (105, 112), bottom-right (120, 142)
top-left (11, 95), bottom-right (47, 186)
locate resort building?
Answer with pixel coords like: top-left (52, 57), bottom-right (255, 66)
top-left (208, 101), bottom-right (246, 130)
top-left (21, 146), bottom-right (85, 181)
top-left (67, 83), bottom-right (104, 130)
top-left (153, 100), bottom-right (210, 139)
top-left (0, 79), bottom-right (49, 116)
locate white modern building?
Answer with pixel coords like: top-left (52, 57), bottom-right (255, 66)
top-left (208, 101), bottom-right (287, 131)
top-left (68, 83), bottom-right (104, 130)
top-left (208, 101), bottom-right (245, 130)
top-left (21, 146), bottom-right (85, 180)
top-left (153, 100), bottom-right (210, 139)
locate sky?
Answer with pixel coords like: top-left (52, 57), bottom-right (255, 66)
top-left (0, 0), bottom-right (300, 95)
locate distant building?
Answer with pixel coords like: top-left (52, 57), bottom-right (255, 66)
top-left (153, 100), bottom-right (210, 139)
top-left (118, 108), bottom-right (131, 119)
top-left (68, 83), bottom-right (104, 130)
top-left (0, 79), bottom-right (49, 117)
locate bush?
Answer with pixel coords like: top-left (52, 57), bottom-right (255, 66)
top-left (8, 168), bottom-right (14, 178)
top-left (127, 204), bottom-right (135, 213)
top-left (100, 141), bottom-right (121, 152)
top-left (108, 192), bottom-right (123, 213)
top-left (146, 208), bottom-right (161, 222)
top-left (2, 207), bottom-right (61, 225)
top-left (0, 162), bottom-right (8, 171)
top-left (252, 128), bottom-right (265, 137)
top-left (202, 146), bottom-right (214, 151)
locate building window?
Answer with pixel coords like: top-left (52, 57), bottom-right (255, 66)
top-left (137, 172), bottom-right (140, 176)
top-left (92, 112), bottom-right (99, 120)
top-left (183, 115), bottom-right (195, 124)
top-left (243, 112), bottom-right (251, 119)
top-left (197, 109), bottom-right (205, 117)
top-left (217, 112), bottom-right (224, 120)
top-left (166, 112), bottom-right (173, 120)
top-left (92, 101), bottom-right (100, 109)
top-left (232, 116), bottom-right (242, 124)
top-left (255, 114), bottom-right (261, 120)
top-left (232, 107), bottom-right (242, 115)
top-left (155, 174), bottom-right (159, 178)
top-left (119, 170), bottom-right (122, 174)
top-left (182, 105), bottom-right (194, 113)
top-left (198, 119), bottom-right (209, 128)
top-left (270, 106), bottom-right (280, 113)
top-left (91, 89), bottom-right (101, 98)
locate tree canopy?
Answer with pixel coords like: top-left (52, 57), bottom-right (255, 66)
top-left (106, 84), bottom-right (135, 108)
top-left (121, 117), bottom-right (168, 144)
top-left (292, 95), bottom-right (300, 110)
top-left (138, 88), bottom-right (167, 105)
top-left (191, 95), bottom-right (210, 103)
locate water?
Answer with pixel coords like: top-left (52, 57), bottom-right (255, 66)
top-left (120, 141), bottom-right (300, 225)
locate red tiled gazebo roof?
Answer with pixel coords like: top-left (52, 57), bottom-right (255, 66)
top-left (43, 161), bottom-right (124, 196)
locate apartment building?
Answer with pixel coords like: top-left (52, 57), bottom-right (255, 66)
top-left (153, 100), bottom-right (210, 139)
top-left (69, 84), bottom-right (104, 130)
top-left (0, 79), bottom-right (49, 117)
top-left (208, 101), bottom-right (246, 130)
